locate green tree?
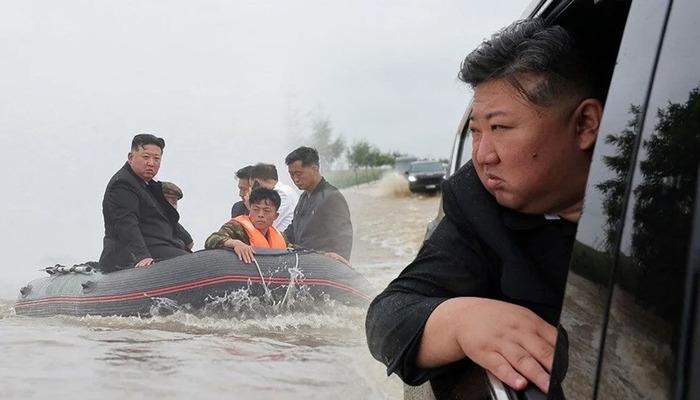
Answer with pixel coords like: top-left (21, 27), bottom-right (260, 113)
top-left (347, 140), bottom-right (396, 168)
top-left (347, 140), bottom-right (373, 169)
top-left (309, 115), bottom-right (346, 170)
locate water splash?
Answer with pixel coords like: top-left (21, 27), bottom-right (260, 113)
top-left (0, 300), bottom-right (16, 319)
top-left (148, 297), bottom-right (180, 316)
top-left (376, 172), bottom-right (411, 197)
top-left (276, 266), bottom-right (304, 310)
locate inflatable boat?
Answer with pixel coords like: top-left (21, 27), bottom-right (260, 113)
top-left (14, 249), bottom-right (373, 317)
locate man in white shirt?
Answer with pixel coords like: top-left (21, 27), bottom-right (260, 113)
top-left (250, 163), bottom-right (299, 231)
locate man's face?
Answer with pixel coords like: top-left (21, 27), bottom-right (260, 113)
top-left (237, 179), bottom-right (250, 201)
top-left (128, 144), bottom-right (162, 182)
top-left (287, 161), bottom-right (319, 191)
top-left (469, 77), bottom-right (596, 215)
top-left (248, 199), bottom-right (279, 231)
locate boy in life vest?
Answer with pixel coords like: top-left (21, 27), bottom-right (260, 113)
top-left (205, 187), bottom-right (288, 263)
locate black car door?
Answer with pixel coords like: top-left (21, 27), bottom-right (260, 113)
top-left (554, 0), bottom-right (700, 398)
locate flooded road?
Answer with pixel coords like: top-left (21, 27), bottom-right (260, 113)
top-left (0, 174), bottom-right (441, 400)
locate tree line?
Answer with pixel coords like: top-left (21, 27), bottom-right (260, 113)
top-left (292, 112), bottom-right (398, 170)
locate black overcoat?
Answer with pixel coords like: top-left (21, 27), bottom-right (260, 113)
top-left (365, 161), bottom-right (577, 385)
top-left (99, 163), bottom-right (190, 272)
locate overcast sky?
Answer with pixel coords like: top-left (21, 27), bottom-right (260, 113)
top-left (0, 1), bottom-right (526, 298)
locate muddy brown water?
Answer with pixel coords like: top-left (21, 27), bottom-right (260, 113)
top-left (0, 174), bottom-right (441, 400)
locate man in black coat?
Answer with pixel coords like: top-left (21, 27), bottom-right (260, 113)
top-left (365, 19), bottom-right (604, 394)
top-left (99, 134), bottom-right (191, 272)
top-left (284, 146), bottom-right (353, 261)
top-left (231, 165), bottom-right (252, 218)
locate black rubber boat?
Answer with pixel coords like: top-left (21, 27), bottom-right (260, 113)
top-left (15, 249), bottom-right (373, 317)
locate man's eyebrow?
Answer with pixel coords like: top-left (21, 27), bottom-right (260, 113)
top-left (469, 110), bottom-right (509, 121)
top-left (486, 110), bottom-right (509, 119)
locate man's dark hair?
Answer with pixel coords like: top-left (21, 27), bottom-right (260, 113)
top-left (248, 187), bottom-right (281, 211)
top-left (250, 163), bottom-right (278, 181)
top-left (236, 165), bottom-right (253, 181)
top-left (459, 18), bottom-right (599, 107)
top-left (131, 134), bottom-right (165, 151)
top-left (285, 146), bottom-right (319, 167)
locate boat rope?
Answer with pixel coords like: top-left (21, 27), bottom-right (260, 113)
top-left (252, 257), bottom-right (273, 302)
top-left (41, 263), bottom-right (96, 275)
top-left (278, 252), bottom-right (301, 309)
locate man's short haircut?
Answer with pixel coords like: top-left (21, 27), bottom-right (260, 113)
top-left (250, 163), bottom-right (278, 181)
top-left (236, 165), bottom-right (253, 181)
top-left (285, 146), bottom-right (319, 167)
top-left (459, 18), bottom-right (600, 107)
top-left (248, 187), bottom-right (281, 211)
top-left (131, 134), bottom-right (165, 152)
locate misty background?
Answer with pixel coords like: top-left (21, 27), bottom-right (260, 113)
top-left (0, 1), bottom-right (524, 298)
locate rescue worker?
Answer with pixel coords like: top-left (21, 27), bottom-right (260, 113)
top-left (249, 163), bottom-right (299, 231)
top-left (205, 187), bottom-right (287, 263)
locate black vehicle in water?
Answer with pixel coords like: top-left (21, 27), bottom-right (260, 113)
top-left (395, 156), bottom-right (419, 176)
top-left (402, 0), bottom-right (700, 399)
top-left (406, 161), bottom-right (446, 193)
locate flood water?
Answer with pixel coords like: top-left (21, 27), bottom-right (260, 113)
top-left (0, 174), bottom-right (441, 400)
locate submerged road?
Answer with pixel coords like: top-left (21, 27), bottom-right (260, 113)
top-left (0, 175), bottom-right (441, 400)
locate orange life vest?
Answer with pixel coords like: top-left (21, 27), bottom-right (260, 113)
top-left (232, 215), bottom-right (287, 249)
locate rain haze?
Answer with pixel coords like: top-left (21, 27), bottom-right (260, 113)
top-left (0, 1), bottom-right (525, 299)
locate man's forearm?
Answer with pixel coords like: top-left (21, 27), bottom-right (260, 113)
top-left (416, 297), bottom-right (473, 368)
top-left (223, 239), bottom-right (246, 249)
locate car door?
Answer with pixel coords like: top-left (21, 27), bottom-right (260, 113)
top-left (553, 0), bottom-right (700, 398)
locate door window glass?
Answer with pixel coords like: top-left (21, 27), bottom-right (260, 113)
top-left (597, 0), bottom-right (700, 397)
top-left (556, 1), bottom-right (670, 398)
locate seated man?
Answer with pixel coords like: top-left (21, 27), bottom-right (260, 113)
top-left (284, 146), bottom-right (353, 261)
top-left (99, 134), bottom-right (192, 272)
top-left (231, 165), bottom-right (252, 218)
top-left (365, 19), bottom-right (603, 394)
top-left (250, 163), bottom-right (299, 231)
top-left (205, 187), bottom-right (288, 264)
top-left (161, 181), bottom-right (194, 250)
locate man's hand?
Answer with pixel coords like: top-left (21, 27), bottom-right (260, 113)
top-left (233, 242), bottom-right (256, 264)
top-left (417, 297), bottom-right (557, 393)
top-left (134, 257), bottom-right (154, 268)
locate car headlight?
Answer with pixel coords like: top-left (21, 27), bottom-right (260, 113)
top-left (408, 175), bottom-right (417, 182)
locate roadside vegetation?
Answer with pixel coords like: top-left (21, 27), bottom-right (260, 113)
top-left (288, 109), bottom-right (439, 188)
top-left (324, 167), bottom-right (387, 188)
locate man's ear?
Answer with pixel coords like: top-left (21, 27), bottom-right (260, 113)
top-left (127, 151), bottom-right (134, 163)
top-left (575, 98), bottom-right (603, 151)
top-left (275, 212), bottom-right (279, 220)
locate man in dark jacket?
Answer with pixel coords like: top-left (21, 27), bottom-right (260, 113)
top-left (284, 146), bottom-right (353, 261)
top-left (99, 134), bottom-right (191, 272)
top-left (231, 165), bottom-right (252, 218)
top-left (365, 19), bottom-right (604, 394)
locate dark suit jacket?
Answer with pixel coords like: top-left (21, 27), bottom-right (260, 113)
top-left (230, 200), bottom-right (248, 218)
top-left (284, 178), bottom-right (353, 260)
top-left (365, 161), bottom-right (577, 385)
top-left (99, 162), bottom-right (190, 272)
